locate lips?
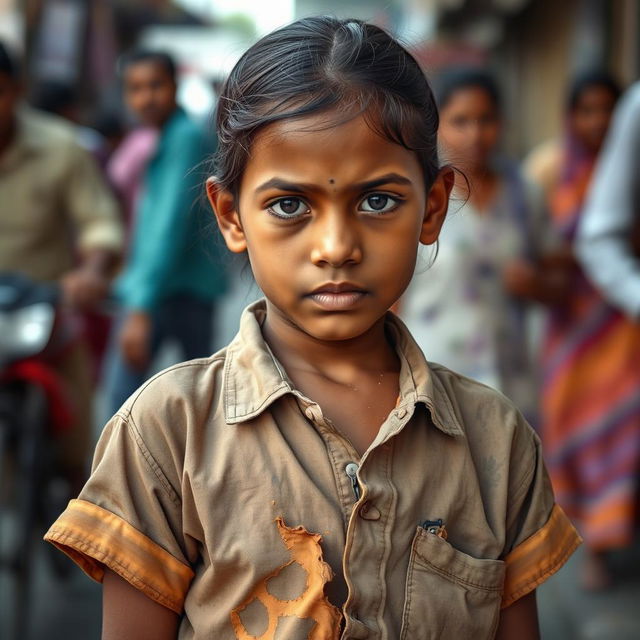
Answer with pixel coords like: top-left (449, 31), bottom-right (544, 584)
top-left (307, 283), bottom-right (368, 310)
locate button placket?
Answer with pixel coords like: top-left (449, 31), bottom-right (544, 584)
top-left (342, 441), bottom-right (396, 639)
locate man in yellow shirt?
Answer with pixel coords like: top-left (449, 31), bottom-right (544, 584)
top-left (0, 42), bottom-right (124, 481)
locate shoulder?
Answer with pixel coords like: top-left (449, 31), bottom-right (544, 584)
top-left (19, 107), bottom-right (80, 152)
top-left (622, 81), bottom-right (640, 109)
top-left (429, 361), bottom-right (521, 421)
top-left (429, 362), bottom-right (537, 461)
top-left (608, 83), bottom-right (640, 142)
top-left (163, 110), bottom-right (204, 147)
top-left (117, 350), bottom-right (228, 455)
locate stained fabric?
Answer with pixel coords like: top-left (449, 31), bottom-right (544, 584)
top-left (45, 301), bottom-right (580, 638)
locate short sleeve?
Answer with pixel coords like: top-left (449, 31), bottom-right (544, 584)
top-left (43, 412), bottom-right (193, 614)
top-left (501, 422), bottom-right (581, 608)
top-left (62, 141), bottom-right (125, 254)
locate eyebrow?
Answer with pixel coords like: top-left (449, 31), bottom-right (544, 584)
top-left (255, 173), bottom-right (413, 195)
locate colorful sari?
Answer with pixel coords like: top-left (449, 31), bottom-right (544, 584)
top-left (542, 137), bottom-right (640, 550)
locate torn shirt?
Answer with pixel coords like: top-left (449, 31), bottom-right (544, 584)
top-left (45, 300), bottom-right (580, 639)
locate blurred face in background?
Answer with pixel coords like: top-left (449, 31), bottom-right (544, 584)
top-left (123, 60), bottom-right (177, 128)
top-left (438, 86), bottom-right (500, 173)
top-left (570, 85), bottom-right (617, 154)
top-left (0, 71), bottom-right (19, 141)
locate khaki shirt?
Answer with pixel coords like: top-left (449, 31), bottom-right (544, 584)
top-left (0, 108), bottom-right (123, 282)
top-left (46, 301), bottom-right (580, 639)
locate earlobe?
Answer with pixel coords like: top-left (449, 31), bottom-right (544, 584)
top-left (420, 166), bottom-right (454, 245)
top-left (206, 177), bottom-right (247, 253)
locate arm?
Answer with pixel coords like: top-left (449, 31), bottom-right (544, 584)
top-left (575, 83), bottom-right (640, 318)
top-left (495, 590), bottom-right (540, 640)
top-left (61, 142), bottom-right (124, 310)
top-left (102, 569), bottom-right (179, 640)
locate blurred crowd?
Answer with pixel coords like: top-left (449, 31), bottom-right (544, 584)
top-left (0, 13), bottom-right (639, 632)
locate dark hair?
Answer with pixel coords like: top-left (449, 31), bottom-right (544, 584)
top-left (213, 16), bottom-right (441, 200)
top-left (30, 80), bottom-right (77, 114)
top-left (0, 41), bottom-right (19, 79)
top-left (118, 49), bottom-right (176, 82)
top-left (436, 67), bottom-right (501, 112)
top-left (567, 69), bottom-right (621, 111)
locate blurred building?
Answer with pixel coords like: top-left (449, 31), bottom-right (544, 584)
top-left (420, 0), bottom-right (640, 156)
top-left (3, 0), bottom-right (638, 157)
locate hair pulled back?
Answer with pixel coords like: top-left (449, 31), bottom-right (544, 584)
top-left (214, 16), bottom-right (440, 199)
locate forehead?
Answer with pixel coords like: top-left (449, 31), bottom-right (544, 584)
top-left (123, 60), bottom-right (172, 84)
top-left (441, 86), bottom-right (497, 112)
top-left (573, 85), bottom-right (616, 108)
top-left (243, 111), bottom-right (423, 185)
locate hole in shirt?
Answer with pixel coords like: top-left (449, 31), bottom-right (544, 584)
top-left (267, 561), bottom-right (308, 601)
top-left (230, 517), bottom-right (342, 639)
top-left (236, 597), bottom-right (269, 637)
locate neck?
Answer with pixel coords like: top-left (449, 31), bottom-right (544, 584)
top-left (262, 304), bottom-right (399, 387)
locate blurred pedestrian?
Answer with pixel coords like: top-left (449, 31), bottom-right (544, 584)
top-left (559, 76), bottom-right (640, 587)
top-left (576, 81), bottom-right (640, 316)
top-left (400, 68), bottom-right (554, 421)
top-left (0, 42), bottom-right (124, 483)
top-left (102, 49), bottom-right (227, 416)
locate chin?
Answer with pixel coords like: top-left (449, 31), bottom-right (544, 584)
top-left (302, 316), bottom-right (381, 343)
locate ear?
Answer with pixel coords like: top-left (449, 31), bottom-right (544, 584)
top-left (206, 177), bottom-right (247, 253)
top-left (420, 166), bottom-right (454, 245)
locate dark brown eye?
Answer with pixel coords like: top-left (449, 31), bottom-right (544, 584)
top-left (360, 194), bottom-right (398, 213)
top-left (367, 195), bottom-right (388, 210)
top-left (268, 197), bottom-right (308, 218)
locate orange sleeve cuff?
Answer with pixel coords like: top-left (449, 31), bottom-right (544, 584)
top-left (44, 499), bottom-right (194, 614)
top-left (502, 503), bottom-right (582, 609)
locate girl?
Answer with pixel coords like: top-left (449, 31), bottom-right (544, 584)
top-left (45, 17), bottom-right (580, 640)
top-left (533, 72), bottom-right (637, 590)
top-left (400, 69), bottom-right (553, 422)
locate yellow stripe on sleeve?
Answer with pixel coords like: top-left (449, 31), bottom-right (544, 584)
top-left (502, 503), bottom-right (582, 609)
top-left (44, 499), bottom-right (194, 614)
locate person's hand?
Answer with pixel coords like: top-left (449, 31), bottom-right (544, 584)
top-left (60, 267), bottom-right (110, 311)
top-left (119, 311), bottom-right (152, 371)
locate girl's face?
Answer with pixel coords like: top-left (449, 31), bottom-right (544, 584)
top-left (210, 111), bottom-right (452, 343)
top-left (570, 85), bottom-right (617, 154)
top-left (438, 86), bottom-right (500, 171)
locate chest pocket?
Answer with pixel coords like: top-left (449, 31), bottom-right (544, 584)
top-left (400, 527), bottom-right (505, 640)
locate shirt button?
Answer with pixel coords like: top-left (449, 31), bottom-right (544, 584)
top-left (359, 501), bottom-right (381, 520)
top-left (304, 407), bottom-right (315, 420)
top-left (396, 407), bottom-right (407, 419)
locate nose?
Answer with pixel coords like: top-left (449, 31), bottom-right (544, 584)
top-left (310, 211), bottom-right (362, 268)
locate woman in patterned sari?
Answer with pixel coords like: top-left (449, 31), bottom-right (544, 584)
top-left (538, 71), bottom-right (639, 589)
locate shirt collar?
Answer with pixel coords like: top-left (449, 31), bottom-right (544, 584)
top-left (223, 299), bottom-right (464, 437)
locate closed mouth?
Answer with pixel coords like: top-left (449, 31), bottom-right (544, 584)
top-left (306, 283), bottom-right (368, 310)
top-left (308, 282), bottom-right (367, 295)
